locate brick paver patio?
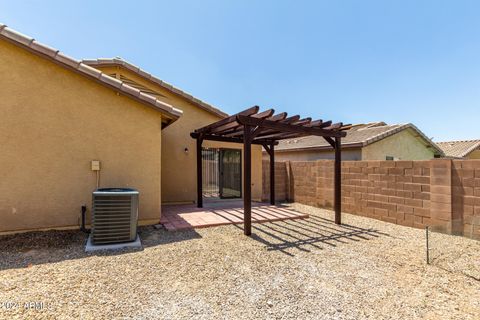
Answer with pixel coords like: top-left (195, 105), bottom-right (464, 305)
top-left (160, 201), bottom-right (309, 231)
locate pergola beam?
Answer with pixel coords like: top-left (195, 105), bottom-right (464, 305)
top-left (190, 132), bottom-right (277, 146)
top-left (236, 115), bottom-right (346, 138)
top-left (304, 119), bottom-right (323, 127)
top-left (219, 109), bottom-right (277, 137)
top-left (252, 108), bottom-right (275, 119)
top-left (324, 122), bottom-right (344, 130)
top-left (323, 136), bottom-right (336, 148)
top-left (227, 114), bottom-right (299, 138)
top-left (256, 119), bottom-right (329, 140)
top-left (256, 131), bottom-right (310, 140)
top-left (210, 121), bottom-right (240, 134)
top-left (247, 115), bottom-right (302, 139)
top-left (195, 105), bottom-right (259, 133)
top-left (268, 112), bottom-right (288, 122)
top-left (319, 120), bottom-right (332, 128)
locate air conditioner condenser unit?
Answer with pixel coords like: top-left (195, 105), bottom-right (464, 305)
top-left (91, 188), bottom-right (139, 245)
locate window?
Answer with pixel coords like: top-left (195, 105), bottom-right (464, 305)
top-left (386, 156), bottom-right (394, 161)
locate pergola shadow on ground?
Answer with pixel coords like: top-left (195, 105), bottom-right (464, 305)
top-left (191, 106), bottom-right (350, 236)
top-left (246, 215), bottom-right (389, 256)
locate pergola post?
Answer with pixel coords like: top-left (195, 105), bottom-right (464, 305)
top-left (243, 125), bottom-right (252, 236)
top-left (269, 141), bottom-right (275, 205)
top-left (196, 136), bottom-right (203, 208)
top-left (334, 137), bottom-right (342, 224)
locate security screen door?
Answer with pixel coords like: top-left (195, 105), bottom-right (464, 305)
top-left (219, 149), bottom-right (242, 198)
top-left (202, 148), bottom-right (242, 199)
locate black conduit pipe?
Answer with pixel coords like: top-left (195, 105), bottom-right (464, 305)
top-left (80, 205), bottom-right (90, 233)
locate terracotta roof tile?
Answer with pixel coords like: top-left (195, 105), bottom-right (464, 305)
top-left (0, 24), bottom-right (182, 121)
top-left (99, 73), bottom-right (122, 88)
top-left (138, 69), bottom-right (151, 80)
top-left (78, 63), bottom-right (102, 79)
top-left (54, 52), bottom-right (80, 68)
top-left (0, 27), bottom-right (33, 46)
top-left (120, 83), bottom-right (141, 97)
top-left (30, 41), bottom-right (58, 57)
top-left (139, 91), bottom-right (157, 105)
top-left (436, 140), bottom-right (480, 158)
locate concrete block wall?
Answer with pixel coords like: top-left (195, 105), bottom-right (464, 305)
top-left (340, 160), bottom-right (432, 229)
top-left (263, 159), bottom-right (480, 239)
top-left (452, 160), bottom-right (480, 238)
top-left (262, 161), bottom-right (288, 202)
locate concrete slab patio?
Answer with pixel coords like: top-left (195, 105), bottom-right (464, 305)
top-left (161, 201), bottom-right (308, 231)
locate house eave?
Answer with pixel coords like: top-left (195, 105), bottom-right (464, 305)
top-left (0, 24), bottom-right (183, 123)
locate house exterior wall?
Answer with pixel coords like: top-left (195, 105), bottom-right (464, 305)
top-left (93, 66), bottom-right (263, 204)
top-left (0, 40), bottom-right (164, 233)
top-left (467, 149), bottom-right (480, 159)
top-left (361, 129), bottom-right (436, 160)
top-left (269, 148), bottom-right (362, 162)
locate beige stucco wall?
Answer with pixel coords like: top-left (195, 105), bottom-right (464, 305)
top-left (93, 66), bottom-right (263, 204)
top-left (0, 40), bottom-right (165, 233)
top-left (162, 111), bottom-right (263, 204)
top-left (467, 149), bottom-right (480, 159)
top-left (268, 148), bottom-right (362, 162)
top-left (361, 128), bottom-right (436, 160)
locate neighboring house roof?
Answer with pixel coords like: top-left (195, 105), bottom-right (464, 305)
top-left (275, 122), bottom-right (445, 155)
top-left (436, 140), bottom-right (480, 158)
top-left (0, 23), bottom-right (183, 122)
top-left (82, 58), bottom-right (229, 119)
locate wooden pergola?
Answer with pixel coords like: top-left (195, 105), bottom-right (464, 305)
top-left (191, 106), bottom-right (350, 236)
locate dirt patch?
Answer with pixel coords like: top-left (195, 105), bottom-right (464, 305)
top-left (0, 203), bottom-right (479, 319)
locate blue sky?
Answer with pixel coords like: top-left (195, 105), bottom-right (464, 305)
top-left (1, 0), bottom-right (479, 141)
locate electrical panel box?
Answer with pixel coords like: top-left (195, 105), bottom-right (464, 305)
top-left (91, 160), bottom-right (101, 171)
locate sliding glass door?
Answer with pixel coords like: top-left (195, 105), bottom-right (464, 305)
top-left (202, 148), bottom-right (242, 199)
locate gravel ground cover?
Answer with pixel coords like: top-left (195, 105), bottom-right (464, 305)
top-left (0, 203), bottom-right (479, 320)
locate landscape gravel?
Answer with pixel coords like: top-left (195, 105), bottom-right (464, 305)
top-left (0, 203), bottom-right (479, 319)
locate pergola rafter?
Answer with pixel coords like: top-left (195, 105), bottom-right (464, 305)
top-left (191, 106), bottom-right (350, 236)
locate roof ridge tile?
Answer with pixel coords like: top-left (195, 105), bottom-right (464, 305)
top-left (1, 27), bottom-right (33, 46)
top-left (437, 139), bottom-right (480, 144)
top-left (55, 52), bottom-right (80, 69)
top-left (82, 57), bottom-right (228, 118)
top-left (99, 73), bottom-right (122, 88)
top-left (30, 41), bottom-right (59, 58)
top-left (78, 63), bottom-right (102, 79)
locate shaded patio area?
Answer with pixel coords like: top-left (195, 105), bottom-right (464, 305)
top-left (161, 201), bottom-right (308, 231)
top-left (191, 106), bottom-right (350, 236)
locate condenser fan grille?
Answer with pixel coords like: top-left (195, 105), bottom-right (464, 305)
top-left (92, 189), bottom-right (138, 245)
